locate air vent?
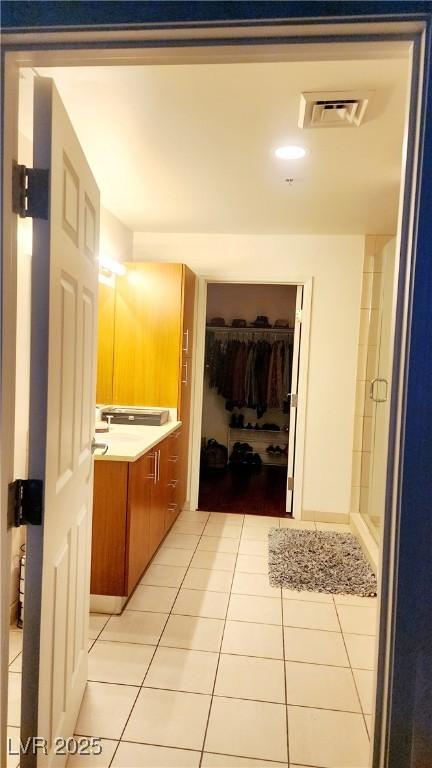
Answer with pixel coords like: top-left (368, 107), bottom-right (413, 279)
top-left (298, 91), bottom-right (372, 129)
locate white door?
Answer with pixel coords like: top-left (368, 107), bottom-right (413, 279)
top-left (21, 77), bottom-right (99, 766)
top-left (286, 285), bottom-right (303, 514)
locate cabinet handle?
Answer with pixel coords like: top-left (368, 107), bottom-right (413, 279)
top-left (157, 449), bottom-right (161, 481)
top-left (370, 377), bottom-right (388, 402)
top-left (183, 329), bottom-right (189, 354)
top-left (182, 361), bottom-right (188, 386)
top-left (168, 502), bottom-right (178, 512)
top-left (148, 451), bottom-right (156, 481)
top-left (168, 456), bottom-right (179, 463)
top-left (153, 451), bottom-right (158, 484)
top-left (168, 478), bottom-right (179, 488)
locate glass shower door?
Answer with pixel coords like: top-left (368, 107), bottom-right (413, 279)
top-left (361, 239), bottom-right (396, 543)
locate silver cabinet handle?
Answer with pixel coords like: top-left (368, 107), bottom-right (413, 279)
top-left (168, 456), bottom-right (179, 463)
top-left (370, 377), bottom-right (388, 402)
top-left (183, 329), bottom-right (189, 354)
top-left (91, 438), bottom-right (108, 455)
top-left (182, 361), bottom-right (188, 385)
top-left (148, 451), bottom-right (156, 481)
top-left (153, 451), bottom-right (158, 484)
top-left (157, 449), bottom-right (161, 481)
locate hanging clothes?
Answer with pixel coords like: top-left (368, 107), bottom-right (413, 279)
top-left (206, 331), bottom-right (293, 417)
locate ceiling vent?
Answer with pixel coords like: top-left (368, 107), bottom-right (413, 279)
top-left (298, 91), bottom-right (372, 129)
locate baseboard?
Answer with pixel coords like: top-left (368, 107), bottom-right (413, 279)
top-left (90, 594), bottom-right (127, 615)
top-left (350, 512), bottom-right (379, 574)
top-left (302, 510), bottom-right (350, 524)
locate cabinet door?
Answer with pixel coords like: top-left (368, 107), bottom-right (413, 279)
top-left (148, 437), bottom-right (172, 555)
top-left (181, 266), bottom-right (196, 359)
top-left (126, 451), bottom-right (153, 594)
top-left (96, 280), bottom-right (115, 403)
top-left (113, 262), bottom-right (183, 406)
top-left (148, 449), bottom-right (163, 557)
top-left (91, 461), bottom-right (128, 596)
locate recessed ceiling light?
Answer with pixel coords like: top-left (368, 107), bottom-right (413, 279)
top-left (275, 145), bottom-right (307, 160)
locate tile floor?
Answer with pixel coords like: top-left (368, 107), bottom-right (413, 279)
top-left (7, 512), bottom-right (377, 768)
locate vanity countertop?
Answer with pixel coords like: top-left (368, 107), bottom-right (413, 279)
top-left (94, 420), bottom-right (182, 463)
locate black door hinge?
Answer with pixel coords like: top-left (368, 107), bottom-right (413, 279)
top-left (12, 161), bottom-right (49, 219)
top-left (8, 479), bottom-right (44, 527)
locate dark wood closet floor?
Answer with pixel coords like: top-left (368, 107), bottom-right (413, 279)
top-left (198, 466), bottom-right (290, 517)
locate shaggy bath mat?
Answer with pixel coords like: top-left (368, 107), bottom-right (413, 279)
top-left (268, 529), bottom-right (377, 597)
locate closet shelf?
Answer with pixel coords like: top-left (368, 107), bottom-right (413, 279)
top-left (207, 325), bottom-right (294, 334)
top-left (228, 426), bottom-right (289, 466)
top-left (229, 427), bottom-right (289, 435)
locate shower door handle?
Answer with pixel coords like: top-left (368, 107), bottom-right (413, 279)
top-left (370, 377), bottom-right (388, 403)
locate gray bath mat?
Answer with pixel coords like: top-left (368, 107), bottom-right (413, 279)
top-left (268, 529), bottom-right (377, 597)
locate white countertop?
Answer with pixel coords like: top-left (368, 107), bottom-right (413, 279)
top-left (94, 420), bottom-right (182, 463)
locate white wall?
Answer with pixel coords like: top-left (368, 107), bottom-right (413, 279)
top-left (100, 207), bottom-right (133, 263)
top-left (134, 232), bottom-right (364, 519)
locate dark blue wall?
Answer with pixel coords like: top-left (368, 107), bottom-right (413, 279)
top-left (2, 2), bottom-right (431, 765)
top-left (1, 1), bottom-right (431, 29)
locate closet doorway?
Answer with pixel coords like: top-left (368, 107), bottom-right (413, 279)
top-left (198, 282), bottom-right (302, 517)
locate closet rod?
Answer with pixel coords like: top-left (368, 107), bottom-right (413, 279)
top-left (206, 325), bottom-right (294, 334)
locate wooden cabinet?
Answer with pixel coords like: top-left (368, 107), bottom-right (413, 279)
top-left (91, 431), bottom-right (182, 598)
top-left (96, 261), bottom-right (196, 510)
top-left (91, 460), bottom-right (129, 596)
top-left (126, 450), bottom-right (153, 595)
top-left (112, 262), bottom-right (185, 407)
top-left (97, 262), bottom-right (195, 410)
top-left (148, 439), bottom-right (169, 557)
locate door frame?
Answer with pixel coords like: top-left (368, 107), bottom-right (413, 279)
top-left (1, 14), bottom-right (430, 768)
top-left (189, 276), bottom-right (312, 519)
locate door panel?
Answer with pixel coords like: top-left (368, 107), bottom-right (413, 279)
top-left (126, 452), bottom-right (152, 593)
top-left (286, 286), bottom-right (303, 514)
top-left (91, 462), bottom-right (128, 596)
top-left (112, 263), bottom-right (183, 406)
top-left (22, 78), bottom-right (99, 766)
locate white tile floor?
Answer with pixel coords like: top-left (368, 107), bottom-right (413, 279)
top-left (8, 511), bottom-right (377, 768)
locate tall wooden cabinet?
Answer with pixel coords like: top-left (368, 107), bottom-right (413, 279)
top-left (96, 260), bottom-right (195, 510)
top-left (97, 262), bottom-right (196, 411)
top-left (92, 261), bottom-right (196, 601)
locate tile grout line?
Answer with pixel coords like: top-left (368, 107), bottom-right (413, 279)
top-left (333, 594), bottom-right (372, 739)
top-left (106, 511), bottom-right (211, 767)
top-left (84, 514), bottom-right (374, 767)
top-left (198, 512), bottom-right (245, 768)
top-left (278, 522), bottom-right (291, 767)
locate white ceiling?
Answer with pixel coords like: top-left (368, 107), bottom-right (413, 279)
top-left (19, 56), bottom-right (409, 235)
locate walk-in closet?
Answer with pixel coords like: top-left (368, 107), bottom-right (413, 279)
top-left (199, 282), bottom-right (299, 516)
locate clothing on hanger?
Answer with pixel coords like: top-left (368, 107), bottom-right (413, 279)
top-left (206, 331), bottom-right (293, 417)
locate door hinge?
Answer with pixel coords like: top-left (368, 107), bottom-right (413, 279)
top-left (288, 393), bottom-right (298, 408)
top-left (12, 161), bottom-right (49, 219)
top-left (287, 476), bottom-right (294, 491)
top-left (8, 479), bottom-right (44, 527)
top-left (295, 308), bottom-right (302, 323)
